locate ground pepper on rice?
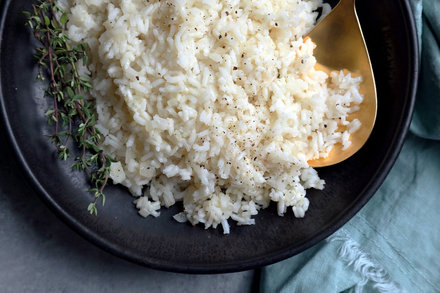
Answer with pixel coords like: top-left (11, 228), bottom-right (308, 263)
top-left (60, 0), bottom-right (363, 234)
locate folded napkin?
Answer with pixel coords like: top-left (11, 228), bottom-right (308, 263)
top-left (260, 1), bottom-right (440, 292)
top-left (411, 0), bottom-right (440, 140)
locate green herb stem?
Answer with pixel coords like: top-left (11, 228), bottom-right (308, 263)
top-left (24, 0), bottom-right (115, 216)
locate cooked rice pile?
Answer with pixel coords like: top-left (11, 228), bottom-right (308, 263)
top-left (61, 0), bottom-right (363, 233)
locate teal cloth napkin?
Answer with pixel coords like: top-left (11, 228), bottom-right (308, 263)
top-left (261, 1), bottom-right (440, 292)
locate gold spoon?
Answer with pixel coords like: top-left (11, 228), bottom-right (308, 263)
top-left (307, 0), bottom-right (377, 167)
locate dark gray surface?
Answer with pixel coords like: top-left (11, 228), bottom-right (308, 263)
top-left (0, 121), bottom-right (254, 293)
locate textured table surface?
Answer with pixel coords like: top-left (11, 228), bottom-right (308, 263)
top-left (0, 122), bottom-right (255, 293)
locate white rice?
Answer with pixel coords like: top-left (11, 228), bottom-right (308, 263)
top-left (60, 0), bottom-right (363, 234)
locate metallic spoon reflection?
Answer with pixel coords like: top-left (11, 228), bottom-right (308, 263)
top-left (307, 0), bottom-right (377, 167)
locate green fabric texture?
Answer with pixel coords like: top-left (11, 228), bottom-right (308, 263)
top-left (411, 0), bottom-right (440, 139)
top-left (261, 1), bottom-right (440, 292)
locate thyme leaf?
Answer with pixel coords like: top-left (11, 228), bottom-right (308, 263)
top-left (24, 0), bottom-right (114, 215)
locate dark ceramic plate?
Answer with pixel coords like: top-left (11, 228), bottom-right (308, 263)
top-left (0, 0), bottom-right (418, 273)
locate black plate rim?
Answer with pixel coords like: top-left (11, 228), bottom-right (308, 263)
top-left (0, 0), bottom-right (419, 274)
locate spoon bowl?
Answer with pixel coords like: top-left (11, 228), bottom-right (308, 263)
top-left (307, 0), bottom-right (377, 167)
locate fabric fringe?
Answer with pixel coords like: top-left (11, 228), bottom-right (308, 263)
top-left (328, 230), bottom-right (405, 293)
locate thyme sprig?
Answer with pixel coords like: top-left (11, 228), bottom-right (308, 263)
top-left (24, 0), bottom-right (114, 215)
